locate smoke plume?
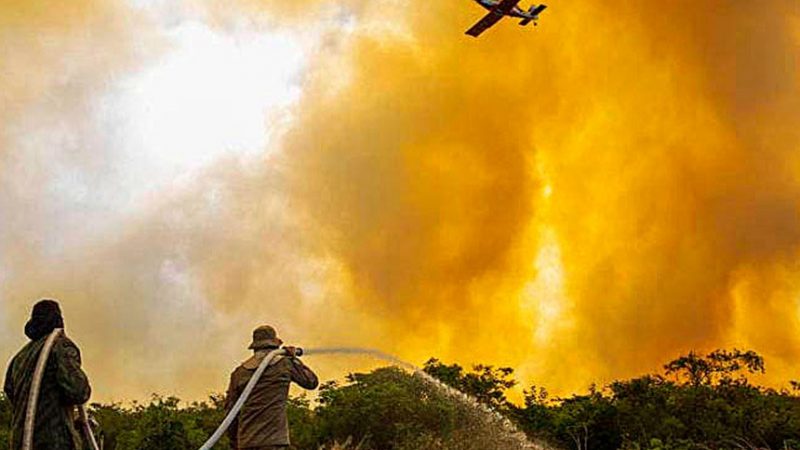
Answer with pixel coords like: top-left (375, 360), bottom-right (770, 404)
top-left (1, 0), bottom-right (799, 400)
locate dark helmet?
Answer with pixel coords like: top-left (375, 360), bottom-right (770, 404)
top-left (24, 299), bottom-right (64, 340)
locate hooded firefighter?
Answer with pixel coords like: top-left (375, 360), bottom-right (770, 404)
top-left (3, 300), bottom-right (92, 450)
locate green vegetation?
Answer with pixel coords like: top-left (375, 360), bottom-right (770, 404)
top-left (514, 349), bottom-right (800, 450)
top-left (0, 391), bottom-right (9, 449)
top-left (87, 395), bottom-right (228, 450)
top-left (1, 349), bottom-right (799, 450)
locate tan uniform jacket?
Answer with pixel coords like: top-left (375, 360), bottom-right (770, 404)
top-left (225, 352), bottom-right (318, 449)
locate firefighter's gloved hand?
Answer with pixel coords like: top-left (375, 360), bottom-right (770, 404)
top-left (283, 346), bottom-right (299, 357)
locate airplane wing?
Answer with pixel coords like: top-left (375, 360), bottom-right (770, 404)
top-left (466, 11), bottom-right (504, 37)
top-left (466, 0), bottom-right (521, 37)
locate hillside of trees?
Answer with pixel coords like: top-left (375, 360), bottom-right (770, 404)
top-left (1, 349), bottom-right (799, 450)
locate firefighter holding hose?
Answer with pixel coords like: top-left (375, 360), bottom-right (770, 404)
top-left (3, 299), bottom-right (92, 450)
top-left (224, 325), bottom-right (319, 450)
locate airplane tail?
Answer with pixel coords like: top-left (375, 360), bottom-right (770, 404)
top-left (520, 4), bottom-right (547, 26)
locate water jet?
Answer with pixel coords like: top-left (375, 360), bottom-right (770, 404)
top-left (200, 346), bottom-right (543, 450)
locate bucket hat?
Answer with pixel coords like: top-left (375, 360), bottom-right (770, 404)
top-left (249, 325), bottom-right (283, 350)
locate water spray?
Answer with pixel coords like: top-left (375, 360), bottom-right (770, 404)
top-left (306, 347), bottom-right (541, 450)
top-left (199, 346), bottom-right (541, 450)
top-left (23, 329), bottom-right (100, 450)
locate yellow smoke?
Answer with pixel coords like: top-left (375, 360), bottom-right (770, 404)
top-left (1, 0), bottom-right (799, 401)
top-left (275, 0), bottom-right (800, 392)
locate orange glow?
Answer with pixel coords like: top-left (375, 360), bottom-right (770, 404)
top-left (1, 0), bottom-right (799, 401)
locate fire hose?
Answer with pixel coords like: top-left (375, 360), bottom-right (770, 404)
top-left (22, 328), bottom-right (100, 450)
top-left (198, 347), bottom-right (296, 450)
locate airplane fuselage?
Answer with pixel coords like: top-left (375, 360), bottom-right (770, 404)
top-left (475, 0), bottom-right (534, 19)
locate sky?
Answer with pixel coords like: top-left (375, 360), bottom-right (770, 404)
top-left (1, 0), bottom-right (799, 402)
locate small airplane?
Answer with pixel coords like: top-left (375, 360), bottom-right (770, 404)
top-left (466, 0), bottom-right (547, 37)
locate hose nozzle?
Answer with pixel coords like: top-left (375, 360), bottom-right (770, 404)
top-left (283, 346), bottom-right (303, 357)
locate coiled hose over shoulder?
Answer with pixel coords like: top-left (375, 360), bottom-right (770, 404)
top-left (22, 329), bottom-right (100, 450)
top-left (198, 347), bottom-right (287, 450)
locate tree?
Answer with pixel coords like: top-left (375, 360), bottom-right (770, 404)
top-left (610, 375), bottom-right (682, 446)
top-left (664, 349), bottom-right (764, 387)
top-left (423, 359), bottom-right (516, 410)
top-left (315, 367), bottom-right (463, 449)
top-left (93, 396), bottom-right (198, 450)
top-left (515, 385), bottom-right (553, 438)
top-left (550, 387), bottom-right (620, 450)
